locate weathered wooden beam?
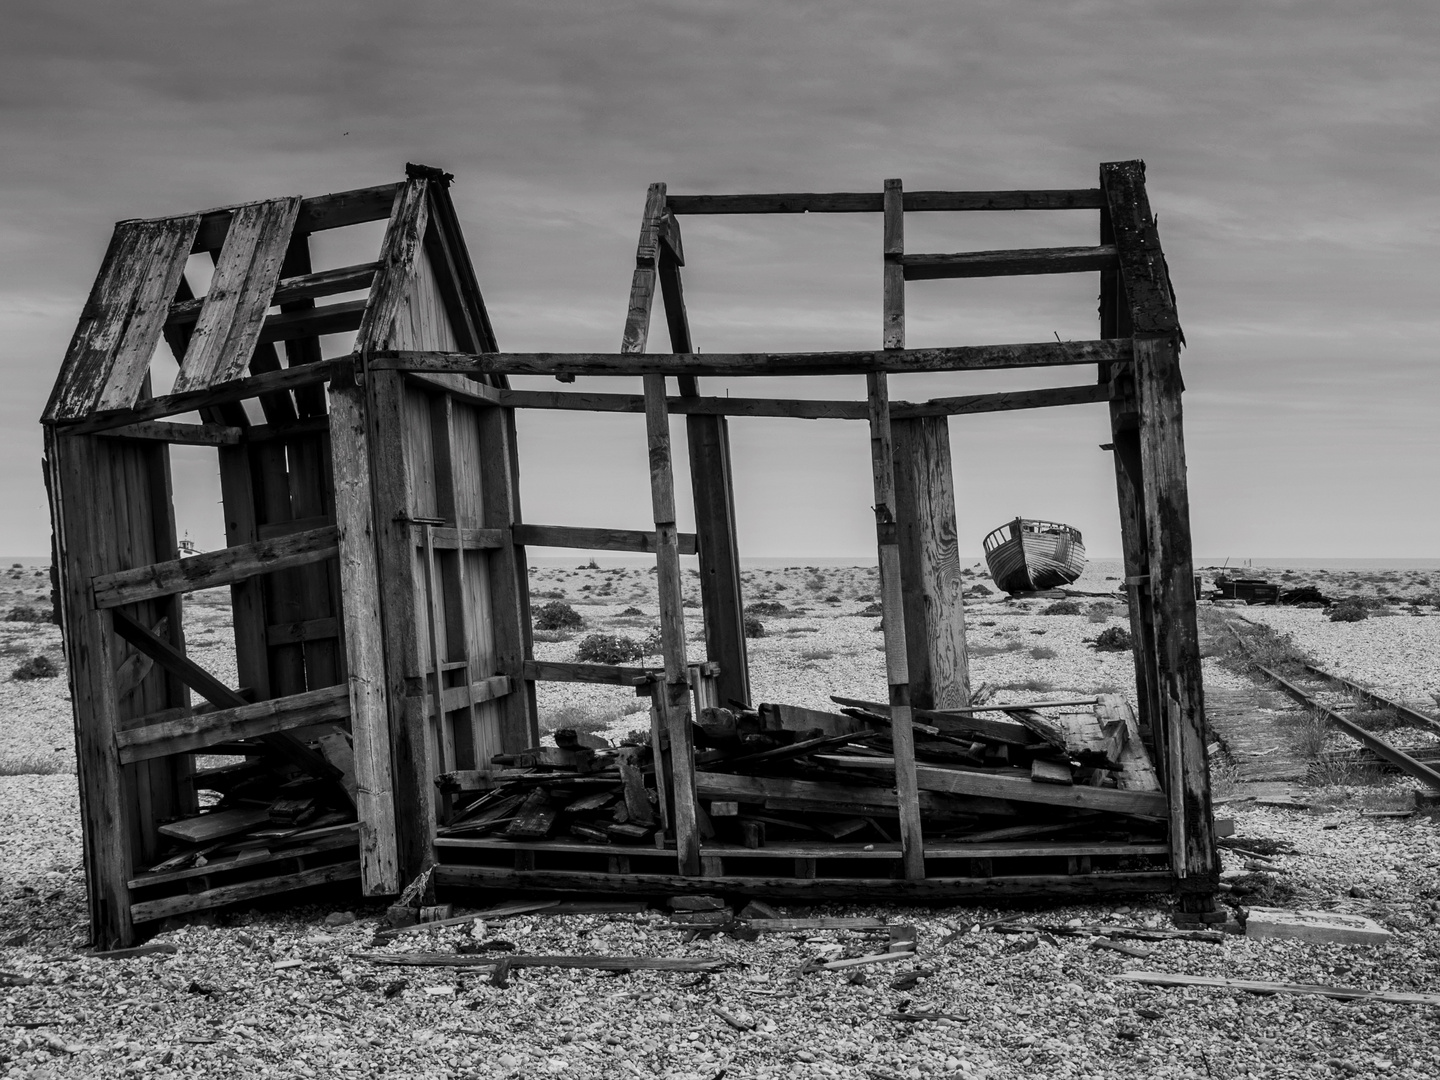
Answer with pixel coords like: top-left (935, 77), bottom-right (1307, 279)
top-left (330, 382), bottom-right (401, 893)
top-left (254, 298), bottom-right (367, 345)
top-left (373, 338), bottom-right (1131, 379)
top-left (191, 183), bottom-right (400, 253)
top-left (172, 197), bottom-right (303, 392)
top-left (265, 616), bottom-right (339, 646)
top-left (44, 215), bottom-right (203, 423)
top-left (434, 863), bottom-right (1177, 901)
top-left (1102, 160), bottom-right (1212, 888)
top-left (101, 421), bottom-right (243, 446)
top-left (130, 861), bottom-right (362, 924)
top-left (415, 525), bottom-right (505, 551)
top-left (874, 178), bottom-right (924, 882)
top-left (495, 382), bottom-right (1110, 420)
top-left (812, 757), bottom-right (1169, 817)
top-left (521, 660), bottom-right (658, 686)
top-left (168, 262), bottom-right (379, 326)
top-left (53, 360), bottom-right (342, 436)
top-left (91, 526), bottom-right (338, 608)
top-left (116, 685), bottom-right (350, 763)
top-left (512, 523), bottom-right (697, 555)
top-left (901, 245), bottom-right (1118, 281)
top-left (666, 189), bottom-right (1105, 215)
top-left (892, 416), bottom-right (969, 711)
top-left (659, 211), bottom-right (750, 710)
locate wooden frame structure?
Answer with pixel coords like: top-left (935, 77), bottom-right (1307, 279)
top-left (44, 160), bottom-right (1217, 947)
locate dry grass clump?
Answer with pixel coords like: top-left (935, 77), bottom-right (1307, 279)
top-left (1328, 597), bottom-right (1370, 622)
top-left (1041, 600), bottom-right (1082, 616)
top-left (1092, 626), bottom-right (1132, 652)
top-left (1199, 609), bottom-right (1308, 677)
top-left (535, 601), bottom-right (583, 631)
top-left (743, 616), bottom-right (766, 639)
top-left (11, 655), bottom-right (58, 680)
top-left (0, 752), bottom-right (71, 776)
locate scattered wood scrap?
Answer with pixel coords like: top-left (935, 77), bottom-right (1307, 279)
top-left (1115, 971), bottom-right (1440, 1006)
top-left (436, 693), bottom-right (1168, 857)
top-left (358, 952), bottom-right (727, 973)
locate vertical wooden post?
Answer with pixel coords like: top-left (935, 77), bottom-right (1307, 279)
top-left (627, 183), bottom-right (701, 876)
top-left (873, 178), bottom-right (925, 881)
top-left (329, 383), bottom-right (400, 894)
top-left (1101, 161), bottom-right (1216, 895)
top-left (658, 212), bottom-right (750, 709)
top-left (891, 415), bottom-right (970, 711)
top-left (47, 430), bottom-right (132, 947)
top-left (1099, 188), bottom-right (1162, 745)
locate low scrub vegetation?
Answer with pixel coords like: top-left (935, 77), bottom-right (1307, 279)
top-left (535, 601), bottom-right (583, 632)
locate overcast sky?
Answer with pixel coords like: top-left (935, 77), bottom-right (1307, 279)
top-left (3, 1), bottom-right (1436, 560)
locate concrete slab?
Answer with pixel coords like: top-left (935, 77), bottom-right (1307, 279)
top-left (1245, 907), bottom-right (1391, 945)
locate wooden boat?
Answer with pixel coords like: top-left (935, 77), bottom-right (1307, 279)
top-left (983, 518), bottom-right (1087, 594)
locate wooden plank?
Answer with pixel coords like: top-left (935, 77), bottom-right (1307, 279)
top-left (891, 416), bottom-right (969, 711)
top-left (438, 676), bottom-right (511, 712)
top-left (254, 298), bottom-right (367, 345)
top-left (116, 685), bottom-right (350, 762)
top-left (512, 523), bottom-right (697, 555)
top-left (92, 526), bottom-right (337, 608)
top-left (47, 431), bottom-right (135, 946)
top-left (130, 861), bottom-right (362, 924)
top-left (357, 178), bottom-right (430, 353)
top-left (54, 361), bottom-right (340, 436)
top-left (1113, 972), bottom-right (1440, 1008)
top-left (156, 806), bottom-right (271, 844)
top-left (624, 183), bottom-right (701, 877)
top-left (1101, 161), bottom-right (1180, 337)
top-left (329, 382), bottom-right (401, 893)
top-left (870, 178), bottom-right (923, 883)
top-left (359, 952), bottom-right (726, 973)
top-left (416, 524), bottom-right (505, 551)
top-left (434, 863), bottom-right (1177, 901)
top-left (373, 338), bottom-right (1131, 379)
top-left (109, 608), bottom-right (340, 781)
top-left (101, 421), bottom-right (243, 446)
top-left (1101, 695), bottom-right (1162, 792)
top-left (816, 758), bottom-right (1168, 817)
top-left (173, 198), bottom-right (302, 391)
top-left (265, 616), bottom-right (339, 645)
top-left (168, 261), bottom-right (378, 325)
top-left (522, 660), bottom-right (657, 685)
top-left (191, 183), bottom-right (400, 253)
top-left (900, 245), bottom-right (1117, 281)
top-left (665, 189), bottom-right (1105, 214)
top-left (45, 215), bottom-right (202, 422)
top-left (367, 371), bottom-right (436, 883)
top-left (658, 211), bottom-right (750, 709)
top-left (496, 382), bottom-right (1109, 421)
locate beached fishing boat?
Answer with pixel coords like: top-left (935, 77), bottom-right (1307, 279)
top-left (983, 518), bottom-right (1087, 594)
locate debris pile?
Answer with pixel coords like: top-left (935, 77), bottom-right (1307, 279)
top-left (437, 693), bottom-right (1169, 854)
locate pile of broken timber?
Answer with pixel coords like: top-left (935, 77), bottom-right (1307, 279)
top-left (433, 692), bottom-right (1171, 895)
top-left (126, 733), bottom-right (363, 923)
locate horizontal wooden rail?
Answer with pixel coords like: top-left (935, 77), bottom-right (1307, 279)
top-left (265, 616), bottom-right (339, 646)
top-left (256, 298), bottom-right (367, 345)
top-left (513, 523), bottom-right (698, 555)
top-left (901, 245), bottom-right (1119, 281)
top-left (374, 339), bottom-right (1129, 379)
top-left (169, 262), bottom-right (379, 325)
top-left (93, 526), bottom-right (338, 608)
top-left (413, 525), bottom-right (505, 551)
top-left (191, 183), bottom-right (399, 252)
top-left (434, 864), bottom-right (1174, 900)
top-left (437, 836), bottom-right (1169, 860)
top-left (52, 360), bottom-right (343, 435)
top-left (436, 676), bottom-right (512, 712)
top-left (131, 861), bottom-right (362, 923)
top-left (499, 383), bottom-right (1108, 420)
top-left (101, 421), bottom-right (243, 446)
top-left (522, 660), bottom-right (658, 686)
top-left (666, 189), bottom-right (1105, 214)
top-left (116, 684), bottom-right (350, 763)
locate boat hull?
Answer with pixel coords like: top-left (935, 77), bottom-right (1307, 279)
top-left (983, 521), bottom-right (1087, 593)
